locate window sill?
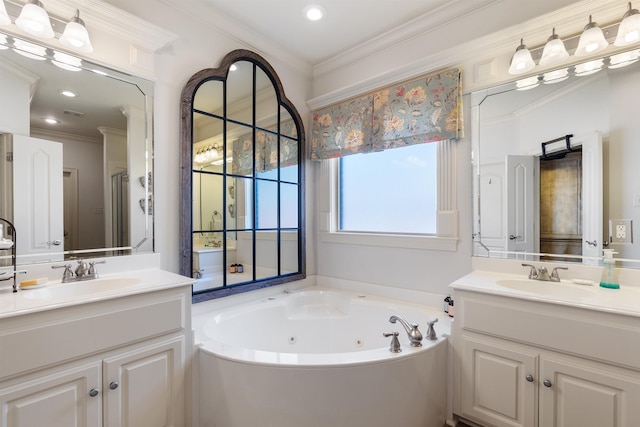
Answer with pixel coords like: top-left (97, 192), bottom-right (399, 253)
top-left (319, 231), bottom-right (458, 251)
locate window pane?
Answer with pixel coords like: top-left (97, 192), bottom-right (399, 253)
top-left (339, 143), bottom-right (437, 234)
top-left (256, 179), bottom-right (278, 229)
top-left (280, 182), bottom-right (298, 229)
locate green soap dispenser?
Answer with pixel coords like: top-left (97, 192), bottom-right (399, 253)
top-left (599, 249), bottom-right (620, 289)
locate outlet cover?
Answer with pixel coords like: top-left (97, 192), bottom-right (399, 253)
top-left (610, 219), bottom-right (633, 244)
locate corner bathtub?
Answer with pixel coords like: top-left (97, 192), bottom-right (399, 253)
top-left (194, 287), bottom-right (450, 427)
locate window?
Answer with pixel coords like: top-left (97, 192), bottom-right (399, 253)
top-left (339, 143), bottom-right (437, 234)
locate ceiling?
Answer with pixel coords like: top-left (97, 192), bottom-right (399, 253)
top-left (198, 0), bottom-right (585, 67)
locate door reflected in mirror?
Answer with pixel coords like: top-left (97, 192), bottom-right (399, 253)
top-left (181, 50), bottom-right (305, 300)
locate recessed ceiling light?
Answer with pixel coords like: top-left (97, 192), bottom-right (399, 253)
top-left (59, 90), bottom-right (77, 98)
top-left (304, 5), bottom-right (325, 21)
top-left (43, 117), bottom-right (60, 124)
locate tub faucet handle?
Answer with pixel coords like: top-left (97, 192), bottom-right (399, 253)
top-left (425, 318), bottom-right (439, 341)
top-left (383, 331), bottom-right (402, 353)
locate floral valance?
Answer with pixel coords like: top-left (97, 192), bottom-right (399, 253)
top-left (232, 119), bottom-right (298, 176)
top-left (311, 68), bottom-right (463, 160)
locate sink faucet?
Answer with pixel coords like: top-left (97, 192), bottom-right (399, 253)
top-left (52, 259), bottom-right (106, 283)
top-left (522, 263), bottom-right (568, 282)
top-left (389, 315), bottom-right (423, 347)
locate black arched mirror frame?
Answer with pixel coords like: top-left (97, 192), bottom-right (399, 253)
top-left (180, 50), bottom-right (306, 302)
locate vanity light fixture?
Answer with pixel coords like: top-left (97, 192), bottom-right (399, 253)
top-left (303, 4), bottom-right (325, 21)
top-left (0, 0), bottom-right (11, 25)
top-left (615, 2), bottom-right (640, 46)
top-left (575, 15), bottom-right (609, 57)
top-left (60, 9), bottom-right (92, 53)
top-left (539, 28), bottom-right (569, 67)
top-left (508, 39), bottom-right (536, 75)
top-left (15, 0), bottom-right (54, 39)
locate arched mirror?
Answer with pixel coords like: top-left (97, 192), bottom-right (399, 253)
top-left (180, 50), bottom-right (305, 301)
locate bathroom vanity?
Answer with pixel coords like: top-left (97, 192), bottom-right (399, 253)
top-left (0, 267), bottom-right (193, 427)
top-left (451, 266), bottom-right (640, 427)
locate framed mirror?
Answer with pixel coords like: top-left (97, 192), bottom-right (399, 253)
top-left (0, 32), bottom-right (154, 266)
top-left (180, 49), bottom-right (305, 301)
top-left (472, 47), bottom-right (640, 267)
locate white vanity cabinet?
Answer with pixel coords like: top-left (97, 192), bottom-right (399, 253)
top-left (0, 282), bottom-right (192, 427)
top-left (453, 288), bottom-right (640, 427)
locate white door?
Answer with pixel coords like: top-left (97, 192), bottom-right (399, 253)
top-left (12, 135), bottom-right (64, 262)
top-left (0, 362), bottom-right (102, 427)
top-left (578, 132), bottom-right (603, 263)
top-left (506, 155), bottom-right (535, 254)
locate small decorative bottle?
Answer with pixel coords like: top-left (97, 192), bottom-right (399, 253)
top-left (448, 298), bottom-right (455, 318)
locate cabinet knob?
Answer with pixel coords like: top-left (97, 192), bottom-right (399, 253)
top-left (89, 388), bottom-right (100, 397)
top-left (543, 379), bottom-right (553, 388)
top-left (109, 381), bottom-right (119, 390)
top-left (525, 374), bottom-right (534, 382)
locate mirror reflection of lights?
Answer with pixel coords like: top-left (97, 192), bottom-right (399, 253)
top-left (543, 68), bottom-right (569, 84)
top-left (575, 59), bottom-right (604, 76)
top-left (59, 90), bottom-right (77, 97)
top-left (12, 39), bottom-right (46, 60)
top-left (515, 76), bottom-right (540, 91)
top-left (43, 117), bottom-right (60, 124)
top-left (52, 51), bottom-right (82, 72)
top-left (194, 145), bottom-right (220, 165)
top-left (608, 50), bottom-right (640, 68)
top-left (229, 64), bottom-right (238, 71)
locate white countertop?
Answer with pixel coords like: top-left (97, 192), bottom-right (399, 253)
top-left (451, 269), bottom-right (640, 318)
top-left (0, 268), bottom-right (193, 319)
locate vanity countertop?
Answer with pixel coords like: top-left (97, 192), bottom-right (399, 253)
top-left (451, 269), bottom-right (640, 318)
top-left (0, 268), bottom-right (193, 320)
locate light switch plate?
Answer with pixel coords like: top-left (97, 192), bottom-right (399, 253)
top-left (610, 219), bottom-right (633, 244)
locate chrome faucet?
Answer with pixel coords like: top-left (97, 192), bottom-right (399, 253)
top-left (383, 331), bottom-right (402, 353)
top-left (52, 259), bottom-right (106, 283)
top-left (389, 315), bottom-right (423, 347)
top-left (522, 263), bottom-right (568, 282)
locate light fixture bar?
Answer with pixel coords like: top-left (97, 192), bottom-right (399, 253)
top-left (3, 0), bottom-right (78, 38)
top-left (527, 21), bottom-right (621, 64)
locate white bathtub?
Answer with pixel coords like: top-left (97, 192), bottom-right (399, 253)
top-left (194, 286), bottom-right (450, 427)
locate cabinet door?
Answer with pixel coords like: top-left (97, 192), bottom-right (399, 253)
top-left (0, 361), bottom-right (101, 427)
top-left (102, 336), bottom-right (185, 427)
top-left (460, 335), bottom-right (538, 427)
top-left (540, 355), bottom-right (640, 427)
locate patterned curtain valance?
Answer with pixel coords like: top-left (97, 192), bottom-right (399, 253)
top-left (232, 120), bottom-right (299, 176)
top-left (311, 68), bottom-right (463, 160)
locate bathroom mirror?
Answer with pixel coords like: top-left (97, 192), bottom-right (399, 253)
top-left (472, 48), bottom-right (640, 266)
top-left (0, 32), bottom-right (153, 265)
top-left (180, 49), bottom-right (305, 301)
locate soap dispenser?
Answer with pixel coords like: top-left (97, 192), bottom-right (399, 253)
top-left (599, 249), bottom-right (620, 289)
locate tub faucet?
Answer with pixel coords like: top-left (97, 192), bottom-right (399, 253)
top-left (389, 315), bottom-right (423, 347)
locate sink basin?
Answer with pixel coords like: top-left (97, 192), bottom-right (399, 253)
top-left (495, 279), bottom-right (597, 299)
top-left (22, 277), bottom-right (143, 299)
